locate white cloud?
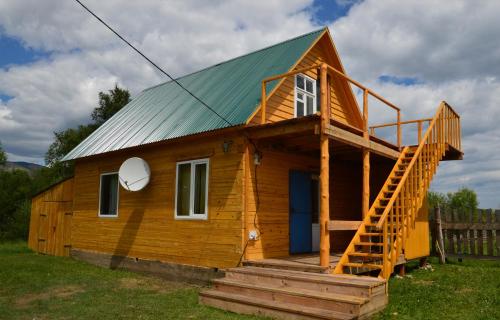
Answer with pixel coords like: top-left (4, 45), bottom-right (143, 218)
top-left (328, 0), bottom-right (500, 207)
top-left (0, 0), bottom-right (498, 207)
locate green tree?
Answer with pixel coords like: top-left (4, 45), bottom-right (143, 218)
top-left (91, 85), bottom-right (131, 126)
top-left (45, 85), bottom-right (130, 167)
top-left (428, 191), bottom-right (449, 210)
top-left (0, 141), bottom-right (6, 166)
top-left (0, 169), bottom-right (33, 240)
top-left (448, 187), bottom-right (478, 213)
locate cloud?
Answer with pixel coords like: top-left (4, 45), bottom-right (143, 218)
top-left (0, 0), bottom-right (316, 159)
top-left (328, 0), bottom-right (500, 207)
top-left (0, 0), bottom-right (498, 207)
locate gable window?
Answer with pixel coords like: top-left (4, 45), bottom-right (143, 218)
top-left (99, 172), bottom-right (119, 217)
top-left (295, 73), bottom-right (317, 117)
top-left (175, 158), bottom-right (209, 219)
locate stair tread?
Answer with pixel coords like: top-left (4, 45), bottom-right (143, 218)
top-left (243, 260), bottom-right (328, 272)
top-left (361, 232), bottom-right (382, 236)
top-left (355, 242), bottom-right (383, 246)
top-left (228, 266), bottom-right (385, 287)
top-left (344, 263), bottom-right (383, 269)
top-left (213, 278), bottom-right (370, 305)
top-left (200, 289), bottom-right (356, 320)
top-left (348, 252), bottom-right (383, 257)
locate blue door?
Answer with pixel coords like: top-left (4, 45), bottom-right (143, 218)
top-left (289, 171), bottom-right (312, 254)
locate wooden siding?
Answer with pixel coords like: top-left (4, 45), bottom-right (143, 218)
top-left (404, 197), bottom-right (430, 260)
top-left (244, 149), bottom-right (381, 260)
top-left (28, 178), bottom-right (74, 256)
top-left (70, 135), bottom-right (245, 269)
top-left (249, 34), bottom-right (362, 128)
top-left (244, 149), bottom-right (318, 260)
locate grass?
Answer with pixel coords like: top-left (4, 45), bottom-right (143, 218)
top-left (373, 257), bottom-right (500, 320)
top-left (0, 242), bottom-right (498, 320)
top-left (0, 242), bottom-right (263, 320)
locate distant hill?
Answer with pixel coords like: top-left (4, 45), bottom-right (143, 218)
top-left (1, 161), bottom-right (45, 175)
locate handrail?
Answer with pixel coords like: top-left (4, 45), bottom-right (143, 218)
top-left (375, 102), bottom-right (449, 229)
top-left (333, 101), bottom-right (461, 279)
top-left (259, 62), bottom-right (404, 148)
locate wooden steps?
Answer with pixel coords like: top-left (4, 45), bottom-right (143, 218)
top-left (200, 266), bottom-right (387, 319)
top-left (243, 259), bottom-right (329, 274)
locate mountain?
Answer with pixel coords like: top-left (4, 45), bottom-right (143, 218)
top-left (1, 161), bottom-right (45, 175)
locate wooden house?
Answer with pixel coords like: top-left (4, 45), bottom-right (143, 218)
top-left (28, 28), bottom-right (462, 319)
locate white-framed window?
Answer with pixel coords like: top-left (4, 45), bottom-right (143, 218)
top-left (98, 172), bottom-right (119, 217)
top-left (294, 73), bottom-right (317, 117)
top-left (175, 158), bottom-right (209, 219)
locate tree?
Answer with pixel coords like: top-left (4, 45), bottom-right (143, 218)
top-left (44, 85), bottom-right (130, 167)
top-left (448, 187), bottom-right (478, 213)
top-left (0, 169), bottom-right (33, 240)
top-left (91, 84), bottom-right (131, 126)
top-left (428, 191), bottom-right (448, 210)
top-left (0, 141), bottom-right (6, 166)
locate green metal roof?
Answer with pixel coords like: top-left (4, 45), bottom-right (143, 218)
top-left (63, 28), bottom-right (325, 160)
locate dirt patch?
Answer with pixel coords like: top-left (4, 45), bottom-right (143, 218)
top-left (15, 285), bottom-right (85, 308)
top-left (457, 287), bottom-right (475, 294)
top-left (118, 277), bottom-right (186, 293)
top-left (412, 280), bottom-right (435, 286)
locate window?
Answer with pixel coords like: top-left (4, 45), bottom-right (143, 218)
top-left (295, 73), bottom-right (317, 117)
top-left (175, 158), bottom-right (209, 219)
top-left (99, 172), bottom-right (119, 217)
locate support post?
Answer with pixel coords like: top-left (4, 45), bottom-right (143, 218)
top-left (435, 205), bottom-right (446, 264)
top-left (362, 89), bottom-right (370, 218)
top-left (397, 110), bottom-right (402, 149)
top-left (319, 63), bottom-right (330, 268)
top-left (261, 81), bottom-right (266, 125)
top-left (418, 121), bottom-right (423, 144)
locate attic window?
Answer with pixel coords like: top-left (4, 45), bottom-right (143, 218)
top-left (295, 74), bottom-right (317, 117)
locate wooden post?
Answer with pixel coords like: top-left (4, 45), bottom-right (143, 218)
top-left (319, 63), bottom-right (330, 268)
top-left (397, 110), bottom-right (401, 149)
top-left (435, 205), bottom-right (446, 264)
top-left (261, 81), bottom-right (266, 125)
top-left (418, 121), bottom-right (423, 144)
top-left (362, 90), bottom-right (370, 218)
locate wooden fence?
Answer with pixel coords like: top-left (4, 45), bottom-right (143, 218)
top-left (430, 208), bottom-right (500, 258)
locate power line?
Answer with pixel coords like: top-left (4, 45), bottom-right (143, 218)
top-left (73, 0), bottom-right (234, 127)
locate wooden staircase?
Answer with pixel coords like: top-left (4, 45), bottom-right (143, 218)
top-left (334, 102), bottom-right (462, 278)
top-left (200, 265), bottom-right (387, 319)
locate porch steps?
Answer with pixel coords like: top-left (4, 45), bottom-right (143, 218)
top-left (200, 266), bottom-right (387, 320)
top-left (243, 259), bottom-right (329, 273)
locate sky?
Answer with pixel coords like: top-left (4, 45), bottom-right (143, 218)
top-left (0, 0), bottom-right (498, 208)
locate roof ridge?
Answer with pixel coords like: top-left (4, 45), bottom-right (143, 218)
top-left (143, 27), bottom-right (327, 93)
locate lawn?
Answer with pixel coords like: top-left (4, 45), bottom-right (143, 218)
top-left (0, 242), bottom-right (498, 320)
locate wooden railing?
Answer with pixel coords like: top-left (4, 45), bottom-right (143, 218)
top-left (333, 101), bottom-right (461, 278)
top-left (377, 102), bottom-right (461, 278)
top-left (259, 63), bottom-right (403, 148)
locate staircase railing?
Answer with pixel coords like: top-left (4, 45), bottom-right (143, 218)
top-left (334, 101), bottom-right (461, 278)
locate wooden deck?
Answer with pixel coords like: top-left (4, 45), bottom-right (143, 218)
top-left (244, 254), bottom-right (342, 273)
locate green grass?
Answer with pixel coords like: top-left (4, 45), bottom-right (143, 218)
top-left (0, 242), bottom-right (263, 320)
top-left (374, 257), bottom-right (500, 320)
top-left (0, 243), bottom-right (498, 320)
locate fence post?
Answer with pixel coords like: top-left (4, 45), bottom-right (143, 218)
top-left (435, 205), bottom-right (446, 264)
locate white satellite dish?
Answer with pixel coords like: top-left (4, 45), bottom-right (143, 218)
top-left (118, 157), bottom-right (151, 191)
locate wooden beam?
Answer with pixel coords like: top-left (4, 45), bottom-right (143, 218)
top-left (328, 220), bottom-right (362, 231)
top-left (362, 89), bottom-right (370, 219)
top-left (246, 117), bottom-right (318, 140)
top-left (324, 124), bottom-right (400, 159)
top-left (362, 149), bottom-right (370, 218)
top-left (319, 63), bottom-right (330, 268)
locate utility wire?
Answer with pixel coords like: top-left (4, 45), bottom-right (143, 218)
top-left (73, 0), bottom-right (234, 127)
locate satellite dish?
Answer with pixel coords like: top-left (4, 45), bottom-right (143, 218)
top-left (118, 157), bottom-right (151, 191)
